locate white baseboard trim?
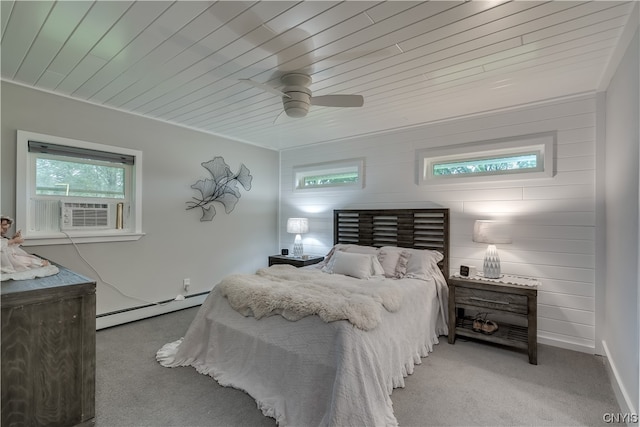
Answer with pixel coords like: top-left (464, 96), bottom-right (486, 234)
top-left (538, 333), bottom-right (595, 354)
top-left (96, 292), bottom-right (208, 330)
top-left (601, 340), bottom-right (638, 416)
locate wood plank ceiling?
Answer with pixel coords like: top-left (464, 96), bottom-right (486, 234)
top-left (1, 1), bottom-right (635, 150)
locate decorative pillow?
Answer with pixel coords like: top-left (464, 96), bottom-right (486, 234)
top-left (370, 255), bottom-right (385, 277)
top-left (324, 251), bottom-right (383, 279)
top-left (319, 244), bottom-right (350, 268)
top-left (322, 244), bottom-right (378, 265)
top-left (404, 249), bottom-right (444, 280)
top-left (377, 247), bottom-right (411, 278)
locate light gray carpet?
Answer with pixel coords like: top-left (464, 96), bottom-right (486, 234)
top-left (96, 307), bottom-right (620, 426)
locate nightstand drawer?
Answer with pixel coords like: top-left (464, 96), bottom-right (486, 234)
top-left (456, 287), bottom-right (528, 315)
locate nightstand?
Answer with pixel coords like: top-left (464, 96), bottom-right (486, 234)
top-left (268, 255), bottom-right (324, 267)
top-left (448, 274), bottom-right (540, 364)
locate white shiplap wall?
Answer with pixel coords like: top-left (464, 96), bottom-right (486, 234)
top-left (280, 95), bottom-right (598, 353)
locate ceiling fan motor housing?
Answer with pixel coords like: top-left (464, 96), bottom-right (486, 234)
top-left (282, 86), bottom-right (311, 117)
top-left (281, 73), bottom-right (313, 117)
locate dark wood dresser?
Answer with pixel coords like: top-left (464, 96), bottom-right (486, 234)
top-left (1, 265), bottom-right (96, 427)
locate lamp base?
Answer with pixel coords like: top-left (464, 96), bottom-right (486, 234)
top-left (293, 235), bottom-right (303, 257)
top-left (483, 244), bottom-right (501, 279)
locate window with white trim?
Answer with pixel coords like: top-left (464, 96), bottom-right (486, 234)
top-left (418, 132), bottom-right (555, 185)
top-left (16, 130), bottom-right (144, 245)
top-left (294, 158), bottom-right (364, 190)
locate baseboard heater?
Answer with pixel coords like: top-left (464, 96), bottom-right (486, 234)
top-left (96, 291), bottom-right (209, 330)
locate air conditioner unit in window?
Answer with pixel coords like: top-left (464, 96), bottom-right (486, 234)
top-left (60, 202), bottom-right (114, 231)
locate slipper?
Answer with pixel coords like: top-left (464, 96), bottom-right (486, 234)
top-left (481, 319), bottom-right (499, 335)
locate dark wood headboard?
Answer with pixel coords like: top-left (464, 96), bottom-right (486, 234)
top-left (334, 208), bottom-right (449, 279)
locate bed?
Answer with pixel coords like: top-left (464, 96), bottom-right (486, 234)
top-left (157, 208), bottom-right (449, 426)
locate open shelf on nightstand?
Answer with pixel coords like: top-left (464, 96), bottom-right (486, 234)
top-left (455, 316), bottom-right (528, 350)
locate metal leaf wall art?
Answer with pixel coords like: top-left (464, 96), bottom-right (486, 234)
top-left (187, 157), bottom-right (252, 221)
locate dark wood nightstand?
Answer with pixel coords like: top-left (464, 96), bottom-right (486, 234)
top-left (268, 255), bottom-right (324, 267)
top-left (448, 274), bottom-right (539, 364)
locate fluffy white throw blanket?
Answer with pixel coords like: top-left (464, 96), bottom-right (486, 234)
top-left (218, 265), bottom-right (403, 330)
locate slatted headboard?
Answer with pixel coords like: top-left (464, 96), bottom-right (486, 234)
top-left (334, 208), bottom-right (450, 280)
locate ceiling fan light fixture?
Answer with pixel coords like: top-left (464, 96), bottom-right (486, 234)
top-left (282, 89), bottom-right (311, 117)
top-left (284, 106), bottom-right (309, 118)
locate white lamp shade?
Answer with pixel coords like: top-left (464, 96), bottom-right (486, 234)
top-left (473, 220), bottom-right (512, 244)
top-left (287, 218), bottom-right (309, 234)
top-left (473, 220), bottom-right (511, 279)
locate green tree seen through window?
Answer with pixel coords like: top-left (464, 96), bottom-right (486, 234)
top-left (303, 172), bottom-right (359, 187)
top-left (35, 158), bottom-right (125, 198)
top-left (433, 154), bottom-right (538, 176)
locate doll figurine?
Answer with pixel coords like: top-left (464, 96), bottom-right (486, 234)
top-left (1, 215), bottom-right (57, 280)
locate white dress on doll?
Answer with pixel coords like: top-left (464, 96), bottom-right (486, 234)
top-left (1, 238), bottom-right (59, 281)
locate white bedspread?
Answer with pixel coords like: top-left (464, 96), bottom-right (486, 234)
top-left (157, 267), bottom-right (448, 427)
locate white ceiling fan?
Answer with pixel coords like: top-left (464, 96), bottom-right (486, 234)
top-left (239, 73), bottom-right (364, 118)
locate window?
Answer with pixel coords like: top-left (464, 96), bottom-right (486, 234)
top-left (294, 158), bottom-right (364, 190)
top-left (433, 152), bottom-right (540, 176)
top-left (16, 130), bottom-right (143, 245)
top-left (418, 132), bottom-right (555, 185)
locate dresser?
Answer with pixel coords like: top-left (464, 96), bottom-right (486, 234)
top-left (1, 265), bottom-right (96, 427)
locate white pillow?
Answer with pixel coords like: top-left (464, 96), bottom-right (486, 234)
top-left (370, 255), bottom-right (385, 276)
top-left (378, 247), bottom-right (411, 278)
top-left (343, 245), bottom-right (379, 255)
top-left (318, 244), bottom-right (350, 268)
top-left (404, 249), bottom-right (444, 280)
top-left (321, 244), bottom-right (380, 269)
top-left (324, 251), bottom-right (383, 279)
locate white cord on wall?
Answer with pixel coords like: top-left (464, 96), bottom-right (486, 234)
top-left (62, 231), bottom-right (173, 306)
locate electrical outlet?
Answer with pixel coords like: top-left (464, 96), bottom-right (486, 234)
top-left (183, 278), bottom-right (190, 293)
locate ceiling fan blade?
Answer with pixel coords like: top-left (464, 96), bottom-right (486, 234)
top-left (239, 78), bottom-right (289, 98)
top-left (310, 94), bottom-right (364, 107)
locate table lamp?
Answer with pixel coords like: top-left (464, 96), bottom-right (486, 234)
top-left (473, 220), bottom-right (512, 279)
top-left (287, 218), bottom-right (309, 257)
